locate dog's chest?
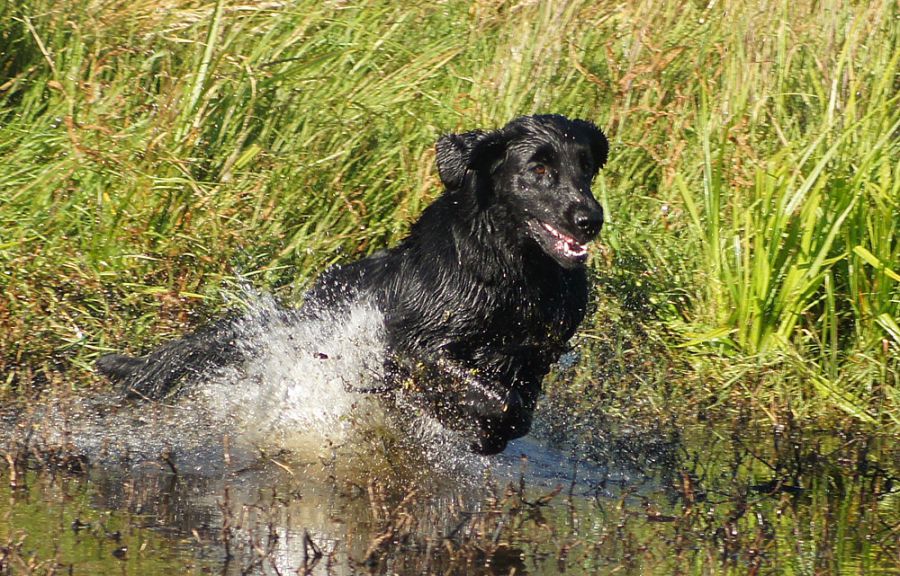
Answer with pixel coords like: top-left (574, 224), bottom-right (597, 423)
top-left (439, 267), bottom-right (585, 349)
top-left (505, 273), bottom-right (584, 340)
top-left (383, 240), bottom-right (588, 364)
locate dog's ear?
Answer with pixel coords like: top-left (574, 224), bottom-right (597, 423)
top-left (467, 130), bottom-right (508, 176)
top-left (435, 131), bottom-right (484, 190)
top-left (573, 119), bottom-right (609, 174)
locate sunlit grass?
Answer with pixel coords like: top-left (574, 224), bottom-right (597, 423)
top-left (665, 0), bottom-right (899, 422)
top-left (0, 0), bottom-right (896, 426)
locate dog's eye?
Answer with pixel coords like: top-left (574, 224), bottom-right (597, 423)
top-left (532, 164), bottom-right (547, 175)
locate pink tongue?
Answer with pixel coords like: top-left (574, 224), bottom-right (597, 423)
top-left (557, 239), bottom-right (586, 257)
top-left (542, 223), bottom-right (587, 258)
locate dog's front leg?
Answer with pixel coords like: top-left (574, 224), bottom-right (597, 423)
top-left (383, 354), bottom-right (511, 415)
top-left (382, 353), bottom-right (531, 453)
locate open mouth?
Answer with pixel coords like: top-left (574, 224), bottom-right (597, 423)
top-left (530, 221), bottom-right (590, 264)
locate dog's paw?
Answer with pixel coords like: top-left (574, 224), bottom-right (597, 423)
top-left (463, 384), bottom-right (536, 455)
top-left (460, 379), bottom-right (517, 420)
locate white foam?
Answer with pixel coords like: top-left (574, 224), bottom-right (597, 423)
top-left (192, 298), bottom-right (389, 454)
top-left (17, 292), bottom-right (498, 477)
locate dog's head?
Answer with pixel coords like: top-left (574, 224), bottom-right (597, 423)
top-left (436, 114), bottom-right (608, 269)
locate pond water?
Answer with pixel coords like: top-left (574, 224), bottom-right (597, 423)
top-left (2, 400), bottom-right (898, 575)
top-left (2, 302), bottom-right (898, 574)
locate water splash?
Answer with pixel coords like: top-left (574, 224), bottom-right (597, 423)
top-left (11, 290), bottom-right (626, 486)
top-left (194, 297), bottom-right (389, 454)
top-left (8, 293), bottom-right (494, 478)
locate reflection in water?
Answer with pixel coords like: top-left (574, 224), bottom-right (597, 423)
top-left (2, 298), bottom-right (898, 574)
top-left (4, 408), bottom-right (662, 575)
top-left (3, 404), bottom-right (898, 575)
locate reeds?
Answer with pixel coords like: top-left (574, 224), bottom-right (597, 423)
top-left (0, 0), bottom-right (896, 424)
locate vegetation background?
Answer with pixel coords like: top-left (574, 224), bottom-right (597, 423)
top-left (1, 0), bottom-right (897, 430)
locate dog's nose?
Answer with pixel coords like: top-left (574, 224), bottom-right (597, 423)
top-left (573, 204), bottom-right (603, 239)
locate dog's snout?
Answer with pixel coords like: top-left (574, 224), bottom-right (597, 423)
top-left (573, 204), bottom-right (603, 239)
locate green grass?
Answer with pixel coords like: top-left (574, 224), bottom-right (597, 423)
top-left (0, 0), bottom-right (897, 427)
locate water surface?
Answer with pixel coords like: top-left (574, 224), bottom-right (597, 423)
top-left (3, 406), bottom-right (897, 575)
top-left (2, 300), bottom-right (897, 574)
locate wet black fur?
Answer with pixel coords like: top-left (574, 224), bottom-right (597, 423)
top-left (97, 114), bottom-right (609, 455)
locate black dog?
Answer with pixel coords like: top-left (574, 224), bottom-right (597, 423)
top-left (97, 114), bottom-right (609, 454)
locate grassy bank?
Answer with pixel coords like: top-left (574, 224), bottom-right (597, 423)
top-left (1, 0), bottom-right (897, 428)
